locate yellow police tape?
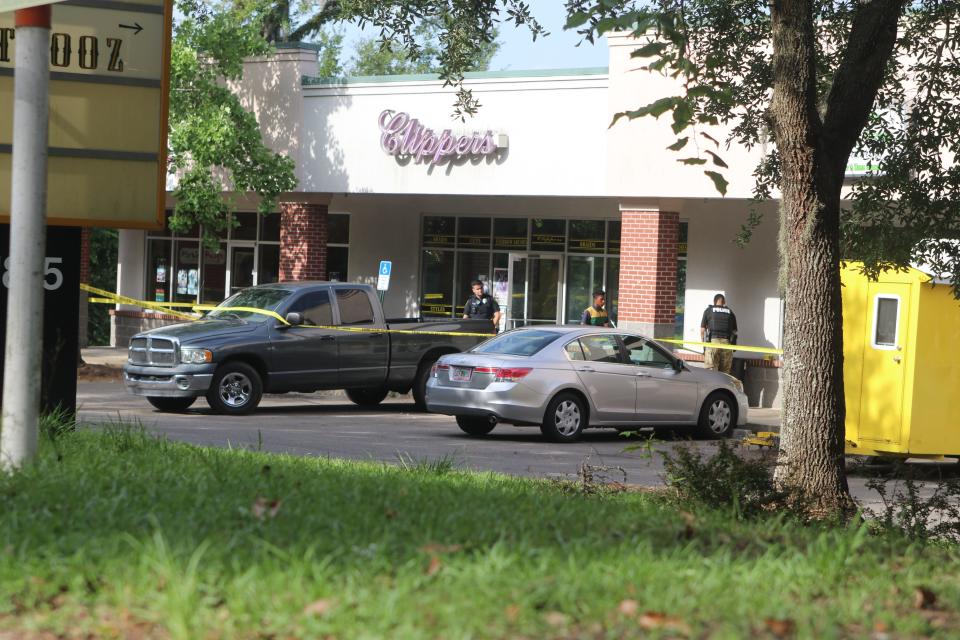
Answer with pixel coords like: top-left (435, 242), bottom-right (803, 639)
top-left (82, 284), bottom-right (784, 354)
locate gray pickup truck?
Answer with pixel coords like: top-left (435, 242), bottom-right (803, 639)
top-left (122, 282), bottom-right (496, 414)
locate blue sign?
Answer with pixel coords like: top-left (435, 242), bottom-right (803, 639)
top-left (379, 260), bottom-right (392, 276)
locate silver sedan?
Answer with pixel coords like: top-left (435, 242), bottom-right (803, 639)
top-left (425, 326), bottom-right (749, 442)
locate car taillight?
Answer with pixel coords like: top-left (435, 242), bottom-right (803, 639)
top-left (432, 363), bottom-right (450, 378)
top-left (475, 366), bottom-right (532, 382)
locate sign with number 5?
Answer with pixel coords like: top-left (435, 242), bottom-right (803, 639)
top-left (1, 256), bottom-right (63, 290)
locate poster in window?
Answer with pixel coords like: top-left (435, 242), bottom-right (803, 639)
top-left (187, 269), bottom-right (199, 296)
top-left (177, 269), bottom-right (188, 295)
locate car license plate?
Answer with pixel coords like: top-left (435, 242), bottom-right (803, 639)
top-left (450, 366), bottom-right (473, 382)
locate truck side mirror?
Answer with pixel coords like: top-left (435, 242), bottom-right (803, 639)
top-left (673, 359), bottom-right (684, 372)
top-left (285, 312), bottom-right (303, 326)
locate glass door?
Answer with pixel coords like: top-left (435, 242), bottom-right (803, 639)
top-left (227, 243), bottom-right (256, 296)
top-left (506, 254), bottom-right (561, 328)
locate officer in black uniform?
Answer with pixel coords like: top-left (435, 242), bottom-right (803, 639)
top-left (463, 280), bottom-right (501, 330)
top-left (700, 293), bottom-right (738, 374)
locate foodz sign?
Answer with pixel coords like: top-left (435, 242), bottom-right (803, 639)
top-left (378, 109), bottom-right (506, 166)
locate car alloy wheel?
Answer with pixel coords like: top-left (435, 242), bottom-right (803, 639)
top-left (219, 372), bottom-right (252, 408)
top-left (553, 399), bottom-right (582, 437)
top-left (696, 391), bottom-right (736, 439)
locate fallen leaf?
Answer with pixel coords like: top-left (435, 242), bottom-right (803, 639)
top-left (252, 497), bottom-right (282, 520)
top-left (764, 618), bottom-right (796, 638)
top-left (873, 621), bottom-right (889, 633)
top-left (303, 599), bottom-right (335, 617)
top-left (618, 599), bottom-right (639, 616)
top-left (504, 604), bottom-right (520, 623)
top-left (385, 509), bottom-right (398, 519)
top-left (914, 587), bottom-right (937, 610)
top-left (419, 543), bottom-right (464, 554)
top-left (425, 555), bottom-right (442, 576)
top-left (543, 611), bottom-right (569, 627)
top-left (638, 611), bottom-right (690, 634)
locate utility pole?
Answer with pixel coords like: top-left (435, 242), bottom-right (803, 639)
top-left (0, 4), bottom-right (50, 471)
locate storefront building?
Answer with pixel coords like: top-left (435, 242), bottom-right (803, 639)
top-left (113, 36), bottom-right (785, 405)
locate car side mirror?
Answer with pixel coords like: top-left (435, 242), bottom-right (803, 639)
top-left (284, 312), bottom-right (303, 326)
top-left (673, 359), bottom-right (684, 372)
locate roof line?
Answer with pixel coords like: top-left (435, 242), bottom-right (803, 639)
top-left (303, 67), bottom-right (609, 87)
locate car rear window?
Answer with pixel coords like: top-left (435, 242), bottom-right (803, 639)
top-left (472, 330), bottom-right (562, 356)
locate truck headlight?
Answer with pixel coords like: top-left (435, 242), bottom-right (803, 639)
top-left (180, 347), bottom-right (213, 364)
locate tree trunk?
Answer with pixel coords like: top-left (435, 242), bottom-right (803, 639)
top-left (769, 0), bottom-right (853, 514)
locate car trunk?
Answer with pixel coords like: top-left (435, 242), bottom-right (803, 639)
top-left (433, 354), bottom-right (532, 390)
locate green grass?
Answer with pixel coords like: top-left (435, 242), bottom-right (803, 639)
top-left (1, 424), bottom-right (959, 639)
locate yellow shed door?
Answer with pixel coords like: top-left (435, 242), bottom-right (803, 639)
top-left (858, 283), bottom-right (910, 445)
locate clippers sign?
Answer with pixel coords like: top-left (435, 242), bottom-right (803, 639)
top-left (378, 109), bottom-right (507, 166)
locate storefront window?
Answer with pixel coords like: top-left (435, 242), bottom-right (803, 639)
top-left (493, 218), bottom-right (527, 250)
top-left (172, 240), bottom-right (199, 303)
top-left (568, 220), bottom-right (605, 253)
top-left (530, 219), bottom-right (565, 252)
top-left (260, 213), bottom-right (280, 242)
top-left (605, 257), bottom-right (620, 325)
top-left (423, 216), bottom-right (456, 248)
top-left (147, 239), bottom-right (172, 302)
top-left (231, 212), bottom-right (258, 240)
top-left (328, 246), bottom-right (348, 282)
top-left (259, 245), bottom-right (280, 285)
top-left (328, 213), bottom-right (350, 244)
top-left (420, 250), bottom-right (455, 317)
top-left (565, 255), bottom-right (604, 324)
top-left (457, 217), bottom-right (491, 249)
top-left (201, 245), bottom-right (227, 304)
top-left (455, 252), bottom-right (491, 314)
top-left (606, 220), bottom-right (621, 254)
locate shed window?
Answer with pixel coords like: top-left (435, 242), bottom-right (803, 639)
top-left (872, 296), bottom-right (900, 348)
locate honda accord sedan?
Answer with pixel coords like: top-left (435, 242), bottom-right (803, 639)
top-left (425, 326), bottom-right (748, 442)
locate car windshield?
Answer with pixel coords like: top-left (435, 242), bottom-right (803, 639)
top-left (472, 329), bottom-right (562, 356)
top-left (205, 288), bottom-right (291, 323)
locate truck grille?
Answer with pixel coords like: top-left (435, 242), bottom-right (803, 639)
top-left (129, 337), bottom-right (177, 366)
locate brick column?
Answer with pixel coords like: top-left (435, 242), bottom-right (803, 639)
top-left (617, 209), bottom-right (679, 338)
top-left (279, 202), bottom-right (328, 281)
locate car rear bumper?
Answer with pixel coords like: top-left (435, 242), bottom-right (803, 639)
top-left (425, 380), bottom-right (548, 424)
top-left (123, 365), bottom-right (214, 398)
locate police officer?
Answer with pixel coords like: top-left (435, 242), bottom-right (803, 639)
top-left (700, 293), bottom-right (738, 374)
top-left (580, 289), bottom-right (611, 327)
top-left (463, 280), bottom-right (501, 329)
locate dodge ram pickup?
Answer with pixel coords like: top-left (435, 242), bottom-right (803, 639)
top-left (122, 282), bottom-right (496, 414)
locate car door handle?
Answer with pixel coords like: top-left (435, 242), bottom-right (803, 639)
top-left (368, 332), bottom-right (385, 337)
top-left (319, 335), bottom-right (335, 341)
top-left (577, 366), bottom-right (595, 372)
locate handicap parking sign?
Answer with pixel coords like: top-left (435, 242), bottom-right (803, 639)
top-left (377, 260), bottom-right (392, 291)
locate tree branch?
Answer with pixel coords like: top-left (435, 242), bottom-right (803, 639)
top-left (820, 0), bottom-right (907, 172)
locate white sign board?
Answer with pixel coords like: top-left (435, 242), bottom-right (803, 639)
top-left (376, 260), bottom-right (392, 291)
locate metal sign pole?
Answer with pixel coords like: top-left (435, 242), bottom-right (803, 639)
top-left (0, 4), bottom-right (50, 471)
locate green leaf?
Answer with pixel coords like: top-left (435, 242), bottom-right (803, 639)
top-left (630, 41), bottom-right (668, 58)
top-left (700, 132), bottom-right (720, 147)
top-left (565, 11), bottom-right (590, 29)
top-left (667, 137), bottom-right (689, 151)
top-left (705, 150), bottom-right (729, 168)
top-left (646, 97), bottom-right (679, 118)
top-left (678, 157), bottom-right (708, 165)
top-left (704, 170), bottom-right (729, 195)
top-left (672, 100), bottom-right (693, 133)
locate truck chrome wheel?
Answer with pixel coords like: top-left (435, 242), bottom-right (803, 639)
top-left (219, 372), bottom-right (252, 408)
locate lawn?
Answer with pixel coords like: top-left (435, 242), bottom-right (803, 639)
top-left (1, 423), bottom-right (959, 639)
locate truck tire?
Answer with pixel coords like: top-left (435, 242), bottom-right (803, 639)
top-left (695, 391), bottom-right (737, 439)
top-left (412, 360), bottom-right (434, 411)
top-left (456, 415), bottom-right (496, 436)
top-left (206, 361), bottom-right (263, 415)
top-left (346, 387), bottom-right (389, 407)
top-left (146, 397), bottom-right (196, 413)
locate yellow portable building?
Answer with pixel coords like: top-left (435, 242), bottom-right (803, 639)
top-left (842, 262), bottom-right (960, 458)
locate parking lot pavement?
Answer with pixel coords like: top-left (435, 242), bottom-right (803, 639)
top-left (75, 380), bottom-right (938, 509)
